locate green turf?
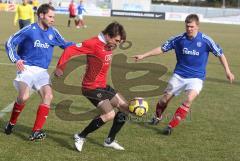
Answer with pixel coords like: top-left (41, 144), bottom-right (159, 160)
top-left (0, 11), bottom-right (240, 161)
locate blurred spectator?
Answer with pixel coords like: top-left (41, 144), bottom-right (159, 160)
top-left (32, 0), bottom-right (39, 14)
top-left (14, 0), bottom-right (34, 29)
top-left (76, 0), bottom-right (87, 28)
top-left (68, 0), bottom-right (77, 27)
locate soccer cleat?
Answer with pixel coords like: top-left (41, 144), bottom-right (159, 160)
top-left (103, 138), bottom-right (125, 150)
top-left (29, 130), bottom-right (46, 141)
top-left (162, 126), bottom-right (172, 135)
top-left (4, 122), bottom-right (15, 135)
top-left (74, 134), bottom-right (85, 152)
top-left (149, 116), bottom-right (161, 125)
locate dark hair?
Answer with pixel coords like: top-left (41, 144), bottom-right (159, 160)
top-left (37, 3), bottom-right (55, 17)
top-left (185, 14), bottom-right (199, 25)
top-left (102, 21), bottom-right (126, 41)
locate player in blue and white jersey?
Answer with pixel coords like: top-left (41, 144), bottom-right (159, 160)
top-left (4, 3), bottom-right (73, 141)
top-left (76, 0), bottom-right (87, 28)
top-left (132, 14), bottom-right (234, 135)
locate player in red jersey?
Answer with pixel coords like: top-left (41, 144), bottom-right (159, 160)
top-left (55, 22), bottom-right (129, 151)
top-left (67, 0), bottom-right (77, 27)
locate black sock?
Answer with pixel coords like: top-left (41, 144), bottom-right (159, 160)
top-left (79, 117), bottom-right (105, 138)
top-left (107, 112), bottom-right (128, 143)
top-left (67, 20), bottom-right (70, 27)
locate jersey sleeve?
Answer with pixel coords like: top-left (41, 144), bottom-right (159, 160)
top-left (161, 34), bottom-right (183, 53)
top-left (57, 41), bottom-right (94, 71)
top-left (52, 28), bottom-right (74, 49)
top-left (83, 7), bottom-right (86, 12)
top-left (161, 36), bottom-right (176, 53)
top-left (5, 26), bottom-right (31, 63)
top-left (202, 34), bottom-right (223, 57)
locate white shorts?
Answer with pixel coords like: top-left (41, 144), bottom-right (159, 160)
top-left (164, 73), bottom-right (203, 96)
top-left (14, 65), bottom-right (51, 91)
top-left (77, 14), bottom-right (83, 20)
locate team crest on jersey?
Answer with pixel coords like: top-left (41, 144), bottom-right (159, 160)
top-left (76, 43), bottom-right (82, 47)
top-left (105, 54), bottom-right (112, 61)
top-left (48, 34), bottom-right (53, 40)
top-left (197, 42), bottom-right (202, 47)
top-left (97, 93), bottom-right (102, 98)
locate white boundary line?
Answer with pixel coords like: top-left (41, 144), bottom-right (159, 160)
top-left (0, 102), bottom-right (14, 118)
top-left (0, 62), bottom-right (15, 66)
top-left (0, 63), bottom-right (15, 118)
top-left (0, 90), bottom-right (35, 119)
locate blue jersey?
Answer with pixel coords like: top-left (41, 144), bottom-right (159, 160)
top-left (161, 32), bottom-right (223, 80)
top-left (5, 23), bottom-right (73, 69)
top-left (77, 4), bottom-right (86, 15)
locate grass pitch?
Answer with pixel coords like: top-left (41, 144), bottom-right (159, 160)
top-left (0, 11), bottom-right (240, 161)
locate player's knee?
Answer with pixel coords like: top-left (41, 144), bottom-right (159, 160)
top-left (102, 110), bottom-right (116, 121)
top-left (112, 93), bottom-right (128, 108)
top-left (43, 93), bottom-right (53, 102)
top-left (17, 94), bottom-right (30, 104)
top-left (119, 101), bottom-right (128, 109)
top-left (183, 100), bottom-right (192, 107)
top-left (159, 98), bottom-right (168, 106)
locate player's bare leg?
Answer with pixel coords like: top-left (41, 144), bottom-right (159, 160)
top-left (164, 89), bottom-right (198, 135)
top-left (5, 82), bottom-right (30, 135)
top-left (74, 99), bottom-right (115, 151)
top-left (110, 93), bottom-right (129, 113)
top-left (103, 93), bottom-right (129, 150)
top-left (150, 93), bottom-right (174, 125)
top-left (29, 85), bottom-right (53, 141)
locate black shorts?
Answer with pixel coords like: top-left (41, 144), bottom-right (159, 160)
top-left (82, 85), bottom-right (117, 107)
top-left (19, 19), bottom-right (31, 29)
top-left (69, 14), bottom-right (76, 18)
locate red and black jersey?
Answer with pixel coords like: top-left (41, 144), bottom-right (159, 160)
top-left (68, 3), bottom-right (76, 16)
top-left (57, 33), bottom-right (112, 89)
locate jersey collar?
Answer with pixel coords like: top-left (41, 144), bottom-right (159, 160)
top-left (185, 32), bottom-right (200, 40)
top-left (98, 32), bottom-right (107, 44)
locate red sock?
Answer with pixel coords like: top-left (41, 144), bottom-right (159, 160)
top-left (9, 102), bottom-right (25, 125)
top-left (32, 104), bottom-right (50, 132)
top-left (168, 103), bottom-right (190, 128)
top-left (155, 102), bottom-right (167, 119)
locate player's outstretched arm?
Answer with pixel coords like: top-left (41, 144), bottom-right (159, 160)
top-left (218, 54), bottom-right (235, 83)
top-left (132, 47), bottom-right (163, 62)
top-left (55, 43), bottom-right (91, 77)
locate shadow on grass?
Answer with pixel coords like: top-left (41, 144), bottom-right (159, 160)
top-left (87, 137), bottom-right (104, 147)
top-left (0, 119), bottom-right (105, 151)
top-left (128, 119), bottom-right (164, 135)
top-left (0, 119), bottom-right (73, 150)
top-left (129, 120), bottom-right (176, 137)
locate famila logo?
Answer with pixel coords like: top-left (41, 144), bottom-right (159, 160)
top-left (182, 48), bottom-right (199, 56)
top-left (34, 40), bottom-right (49, 48)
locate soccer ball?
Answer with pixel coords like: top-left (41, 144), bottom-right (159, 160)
top-left (129, 97), bottom-right (149, 117)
